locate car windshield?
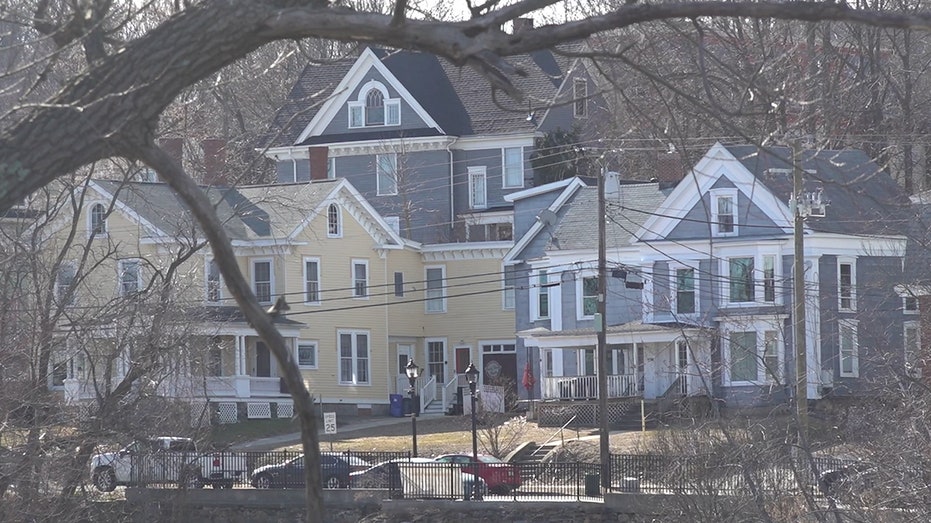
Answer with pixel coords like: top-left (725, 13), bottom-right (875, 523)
top-left (166, 440), bottom-right (196, 452)
top-left (478, 456), bottom-right (503, 463)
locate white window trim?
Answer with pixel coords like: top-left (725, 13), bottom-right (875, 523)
top-left (87, 202), bottom-right (109, 239)
top-left (205, 257), bottom-right (223, 304)
top-left (502, 147), bottom-right (525, 189)
top-left (338, 329), bottom-right (371, 385)
top-left (250, 258), bottom-right (275, 305)
top-left (327, 157), bottom-right (337, 180)
top-left (576, 271), bottom-right (598, 320)
top-left (351, 259), bottom-right (369, 300)
top-left (468, 166), bottom-right (487, 210)
top-left (670, 262), bottom-right (699, 317)
top-left (573, 78), bottom-right (588, 118)
top-left (839, 319), bottom-right (859, 377)
top-left (296, 340), bottom-right (318, 370)
top-left (502, 264), bottom-right (515, 311)
top-left (721, 252), bottom-right (781, 307)
top-left (838, 257), bottom-right (857, 311)
top-left (711, 188), bottom-right (739, 237)
top-left (376, 153), bottom-right (398, 196)
top-left (905, 320), bottom-right (920, 364)
top-left (530, 270), bottom-right (550, 321)
top-left (348, 80), bottom-right (401, 128)
top-left (425, 265), bottom-right (447, 314)
top-left (904, 296), bottom-right (919, 315)
top-left (327, 203), bottom-right (342, 238)
top-left (721, 320), bottom-right (784, 386)
top-left (118, 259), bottom-right (143, 296)
top-left (303, 256), bottom-right (321, 305)
top-left (56, 261), bottom-right (77, 306)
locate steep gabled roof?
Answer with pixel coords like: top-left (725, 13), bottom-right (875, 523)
top-left (264, 46), bottom-right (571, 148)
top-left (724, 145), bottom-right (910, 237)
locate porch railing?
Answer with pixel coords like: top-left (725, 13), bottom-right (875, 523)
top-left (419, 374), bottom-right (436, 413)
top-left (441, 374), bottom-right (461, 414)
top-left (540, 373), bottom-right (641, 401)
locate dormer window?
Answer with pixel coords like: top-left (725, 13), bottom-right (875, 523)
top-left (349, 80), bottom-right (400, 128)
top-left (711, 188), bottom-right (738, 236)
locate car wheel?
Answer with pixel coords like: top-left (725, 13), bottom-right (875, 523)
top-left (93, 467), bottom-right (116, 492)
top-left (324, 475), bottom-right (341, 489)
top-left (253, 473), bottom-right (272, 489)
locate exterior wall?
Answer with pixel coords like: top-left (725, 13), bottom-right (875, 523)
top-left (322, 68), bottom-right (431, 135)
top-left (453, 147), bottom-right (532, 213)
top-left (512, 188), bottom-right (566, 240)
top-left (664, 178), bottom-right (784, 241)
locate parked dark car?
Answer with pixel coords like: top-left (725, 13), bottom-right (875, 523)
top-left (434, 454), bottom-right (521, 494)
top-left (349, 457), bottom-right (486, 499)
top-left (251, 453), bottom-right (370, 489)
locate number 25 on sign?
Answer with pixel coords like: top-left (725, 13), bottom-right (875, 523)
top-left (323, 412), bottom-right (337, 435)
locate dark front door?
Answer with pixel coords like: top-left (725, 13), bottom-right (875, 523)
top-left (256, 341), bottom-right (271, 377)
top-left (482, 352), bottom-right (517, 401)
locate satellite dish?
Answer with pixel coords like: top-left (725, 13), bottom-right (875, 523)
top-left (536, 209), bottom-right (557, 227)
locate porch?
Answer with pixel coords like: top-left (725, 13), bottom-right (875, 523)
top-left (540, 373), bottom-right (643, 401)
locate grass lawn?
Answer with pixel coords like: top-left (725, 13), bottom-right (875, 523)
top-left (207, 418), bottom-right (300, 448)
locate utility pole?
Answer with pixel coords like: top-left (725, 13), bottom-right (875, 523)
top-left (792, 141), bottom-right (809, 441)
top-left (597, 162), bottom-right (609, 490)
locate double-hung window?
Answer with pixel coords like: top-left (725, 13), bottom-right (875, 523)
top-left (206, 258), bottom-right (221, 303)
top-left (468, 166), bottom-right (487, 209)
top-left (338, 330), bottom-right (369, 384)
top-left (376, 154), bottom-right (398, 196)
top-left (728, 257), bottom-right (754, 303)
top-left (352, 259), bottom-right (368, 298)
top-left (304, 257), bottom-right (321, 304)
top-left (56, 263), bottom-right (76, 306)
top-left (502, 265), bottom-right (516, 310)
top-left (725, 326), bottom-right (781, 384)
top-left (90, 203), bottom-right (107, 237)
top-left (502, 147), bottom-right (524, 188)
top-left (580, 274), bottom-right (598, 318)
top-left (533, 271), bottom-right (550, 320)
top-left (838, 259), bottom-right (856, 311)
top-left (119, 259), bottom-right (141, 296)
top-left (712, 189), bottom-right (738, 236)
top-left (425, 266), bottom-right (446, 313)
top-left (675, 267), bottom-right (696, 315)
top-left (839, 320), bottom-right (859, 377)
top-left (573, 78), bottom-right (588, 118)
top-left (252, 260), bottom-right (272, 304)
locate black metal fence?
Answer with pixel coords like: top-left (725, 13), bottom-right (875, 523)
top-left (112, 450), bottom-right (853, 501)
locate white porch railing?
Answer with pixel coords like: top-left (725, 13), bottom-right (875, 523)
top-left (441, 374), bottom-right (462, 413)
top-left (540, 373), bottom-right (642, 401)
top-left (419, 374), bottom-right (436, 413)
top-left (250, 377), bottom-right (283, 396)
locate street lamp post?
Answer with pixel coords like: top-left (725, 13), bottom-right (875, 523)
top-left (464, 362), bottom-right (482, 501)
top-left (405, 359), bottom-right (420, 457)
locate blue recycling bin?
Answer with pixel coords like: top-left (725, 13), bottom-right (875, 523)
top-left (389, 394), bottom-right (404, 417)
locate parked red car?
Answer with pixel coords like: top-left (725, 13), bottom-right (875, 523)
top-left (434, 454), bottom-right (522, 494)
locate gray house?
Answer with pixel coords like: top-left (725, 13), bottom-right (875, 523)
top-left (506, 143), bottom-right (912, 413)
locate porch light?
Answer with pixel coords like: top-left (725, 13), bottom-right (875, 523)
top-left (405, 359), bottom-right (420, 380)
top-left (406, 359), bottom-right (420, 457)
top-left (464, 362), bottom-right (479, 386)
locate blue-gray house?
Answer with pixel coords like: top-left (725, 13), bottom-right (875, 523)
top-left (506, 143), bottom-right (912, 414)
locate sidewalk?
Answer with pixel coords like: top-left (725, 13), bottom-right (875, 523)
top-left (232, 412), bottom-right (444, 451)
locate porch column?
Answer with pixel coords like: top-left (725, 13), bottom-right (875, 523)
top-left (233, 335), bottom-right (250, 398)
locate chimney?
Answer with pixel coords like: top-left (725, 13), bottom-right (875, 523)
top-left (655, 152), bottom-right (685, 189)
top-left (159, 137), bottom-right (184, 169)
top-left (201, 138), bottom-right (227, 186)
top-left (309, 147), bottom-right (329, 181)
top-left (513, 18), bottom-right (534, 34)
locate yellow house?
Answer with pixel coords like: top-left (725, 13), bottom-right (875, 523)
top-left (47, 178), bottom-right (515, 421)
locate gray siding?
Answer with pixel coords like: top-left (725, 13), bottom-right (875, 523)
top-left (513, 188), bottom-right (565, 241)
top-left (276, 159), bottom-right (311, 183)
top-left (335, 150), bottom-right (450, 243)
top-left (666, 178), bottom-right (784, 241)
top-left (453, 148), bottom-right (532, 214)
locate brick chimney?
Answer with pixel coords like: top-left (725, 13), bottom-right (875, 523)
top-left (159, 137), bottom-right (184, 169)
top-left (513, 18), bottom-right (534, 34)
top-left (309, 147), bottom-right (329, 181)
top-left (201, 138), bottom-right (227, 186)
top-left (655, 152), bottom-right (685, 189)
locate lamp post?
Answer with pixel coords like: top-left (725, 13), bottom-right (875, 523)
top-left (405, 359), bottom-right (420, 457)
top-left (464, 362), bottom-right (482, 500)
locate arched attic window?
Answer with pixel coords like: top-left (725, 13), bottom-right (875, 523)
top-left (348, 81), bottom-right (400, 128)
top-left (327, 203), bottom-right (342, 238)
top-left (90, 203), bottom-right (107, 236)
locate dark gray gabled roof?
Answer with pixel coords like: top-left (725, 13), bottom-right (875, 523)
top-left (264, 47), bottom-right (570, 148)
top-left (725, 145), bottom-right (910, 237)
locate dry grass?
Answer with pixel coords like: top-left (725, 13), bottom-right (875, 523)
top-left (286, 416), bottom-right (659, 458)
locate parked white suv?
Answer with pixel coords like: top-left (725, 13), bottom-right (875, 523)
top-left (90, 436), bottom-right (246, 491)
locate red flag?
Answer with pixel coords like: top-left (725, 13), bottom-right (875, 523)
top-left (522, 360), bottom-right (535, 390)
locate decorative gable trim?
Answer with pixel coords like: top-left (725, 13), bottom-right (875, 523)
top-left (635, 143), bottom-right (794, 242)
top-left (294, 48), bottom-right (444, 145)
top-left (421, 242), bottom-right (512, 262)
top-left (504, 178), bottom-right (588, 264)
top-left (86, 181), bottom-right (168, 239)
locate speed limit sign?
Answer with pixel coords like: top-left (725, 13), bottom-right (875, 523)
top-left (323, 412), bottom-right (337, 435)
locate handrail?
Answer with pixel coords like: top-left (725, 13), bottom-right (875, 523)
top-left (659, 376), bottom-right (683, 399)
top-left (419, 374), bottom-right (437, 413)
top-left (538, 414), bottom-right (578, 449)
